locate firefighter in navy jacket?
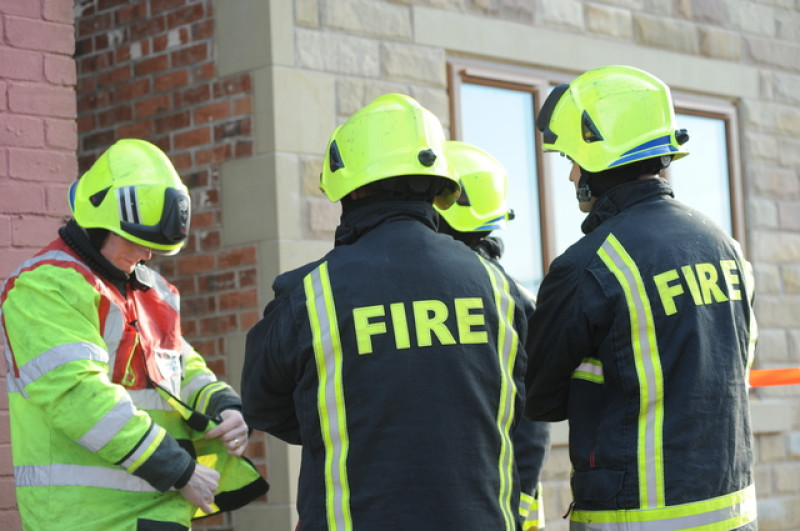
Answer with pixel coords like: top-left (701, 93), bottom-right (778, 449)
top-left (436, 140), bottom-right (550, 530)
top-left (526, 66), bottom-right (757, 529)
top-left (242, 94), bottom-right (532, 530)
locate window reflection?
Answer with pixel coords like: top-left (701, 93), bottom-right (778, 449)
top-left (668, 114), bottom-right (732, 235)
top-left (460, 83), bottom-right (543, 292)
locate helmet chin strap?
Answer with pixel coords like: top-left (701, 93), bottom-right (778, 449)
top-left (576, 171), bottom-right (593, 202)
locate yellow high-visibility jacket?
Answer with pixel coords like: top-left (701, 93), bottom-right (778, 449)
top-left (1, 229), bottom-right (251, 530)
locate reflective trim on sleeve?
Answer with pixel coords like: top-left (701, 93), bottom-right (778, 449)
top-left (4, 250), bottom-right (86, 286)
top-left (16, 342), bottom-right (110, 394)
top-left (77, 395), bottom-right (138, 452)
top-left (128, 388), bottom-right (173, 411)
top-left (597, 234), bottom-right (665, 509)
top-left (572, 357), bottom-right (604, 384)
top-left (480, 257), bottom-right (519, 531)
top-left (304, 262), bottom-right (352, 531)
top-left (15, 463), bottom-right (159, 492)
top-left (180, 340), bottom-right (217, 402)
top-left (193, 381), bottom-right (228, 414)
top-left (570, 484), bottom-right (757, 530)
top-left (520, 490), bottom-right (542, 530)
top-left (121, 424), bottom-right (166, 472)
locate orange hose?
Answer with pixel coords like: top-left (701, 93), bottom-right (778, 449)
top-left (749, 368), bottom-right (800, 387)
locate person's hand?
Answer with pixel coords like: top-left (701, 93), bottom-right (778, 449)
top-left (179, 462), bottom-right (220, 514)
top-left (205, 409), bottom-right (250, 456)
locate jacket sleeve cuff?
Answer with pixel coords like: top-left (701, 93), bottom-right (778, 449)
top-left (172, 458), bottom-right (196, 490)
top-left (131, 429), bottom-right (195, 492)
top-left (203, 385), bottom-right (242, 418)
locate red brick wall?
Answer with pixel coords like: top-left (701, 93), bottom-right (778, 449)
top-left (76, 2), bottom-right (259, 376)
top-left (0, 1), bottom-right (76, 529)
top-left (75, 1), bottom-right (263, 528)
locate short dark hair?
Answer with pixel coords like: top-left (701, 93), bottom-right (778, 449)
top-left (341, 175), bottom-right (457, 213)
top-left (585, 156), bottom-right (671, 197)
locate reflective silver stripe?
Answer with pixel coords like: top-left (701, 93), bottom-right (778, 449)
top-left (304, 263), bottom-right (351, 530)
top-left (3, 249), bottom-right (86, 285)
top-left (181, 346), bottom-right (218, 403)
top-left (119, 425), bottom-right (163, 470)
top-left (573, 358), bottom-right (604, 383)
top-left (194, 381), bottom-right (228, 413)
top-left (480, 257), bottom-right (518, 530)
top-left (77, 396), bottom-right (138, 452)
top-left (15, 464), bottom-right (158, 492)
top-left (18, 342), bottom-right (109, 390)
top-left (117, 186), bottom-right (140, 224)
top-left (2, 250), bottom-right (111, 395)
top-left (519, 491), bottom-right (533, 516)
top-left (128, 388), bottom-right (173, 411)
top-left (598, 235), bottom-right (664, 508)
top-left (570, 484), bottom-right (757, 530)
top-left (151, 273), bottom-right (180, 313)
top-left (103, 301), bottom-right (125, 372)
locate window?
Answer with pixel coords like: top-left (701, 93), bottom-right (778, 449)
top-left (448, 61), bottom-right (745, 293)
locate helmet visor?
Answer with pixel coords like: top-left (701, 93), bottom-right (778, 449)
top-left (119, 187), bottom-right (191, 250)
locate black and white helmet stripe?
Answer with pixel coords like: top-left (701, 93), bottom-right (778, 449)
top-left (117, 186), bottom-right (141, 224)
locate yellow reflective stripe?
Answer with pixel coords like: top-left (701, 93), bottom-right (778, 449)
top-left (480, 257), bottom-right (518, 531)
top-left (519, 491), bottom-right (533, 515)
top-left (124, 425), bottom-right (166, 472)
top-left (519, 488), bottom-right (543, 529)
top-left (15, 463), bottom-right (159, 492)
top-left (571, 484), bottom-right (757, 530)
top-left (572, 357), bottom-right (604, 383)
top-left (304, 262), bottom-right (352, 531)
top-left (193, 381), bottom-right (227, 413)
top-left (597, 234), bottom-right (665, 508)
top-left (741, 258), bottom-right (757, 372)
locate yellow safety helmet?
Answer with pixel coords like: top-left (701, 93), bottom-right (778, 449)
top-left (436, 141), bottom-right (513, 232)
top-left (536, 65), bottom-right (689, 173)
top-left (320, 93), bottom-right (460, 210)
top-left (68, 138), bottom-right (191, 255)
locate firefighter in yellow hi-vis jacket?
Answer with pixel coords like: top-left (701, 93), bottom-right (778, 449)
top-left (1, 139), bottom-right (267, 530)
top-left (436, 140), bottom-right (550, 531)
top-left (527, 65), bottom-right (757, 529)
top-left (242, 94), bottom-right (534, 530)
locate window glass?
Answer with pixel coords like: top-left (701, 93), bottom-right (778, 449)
top-left (547, 153), bottom-right (585, 256)
top-left (667, 114), bottom-right (732, 235)
top-left (460, 83), bottom-right (543, 292)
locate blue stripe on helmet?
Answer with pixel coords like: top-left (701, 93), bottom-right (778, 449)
top-left (476, 214), bottom-right (508, 231)
top-left (610, 135), bottom-right (678, 167)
